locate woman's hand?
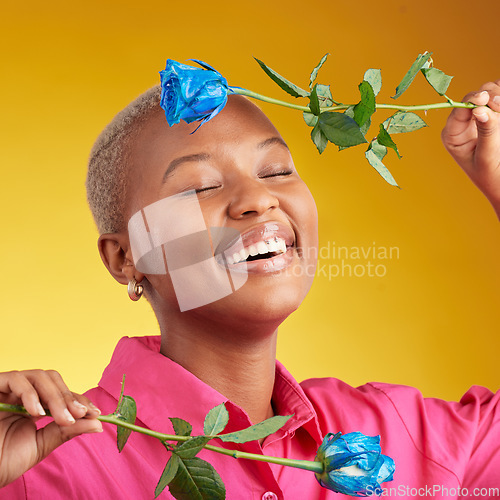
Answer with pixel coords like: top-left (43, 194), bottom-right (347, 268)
top-left (0, 370), bottom-right (102, 488)
top-left (441, 80), bottom-right (500, 219)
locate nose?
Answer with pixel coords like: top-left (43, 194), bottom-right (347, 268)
top-left (227, 177), bottom-right (279, 219)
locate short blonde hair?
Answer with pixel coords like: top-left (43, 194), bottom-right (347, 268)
top-left (86, 85), bottom-right (162, 234)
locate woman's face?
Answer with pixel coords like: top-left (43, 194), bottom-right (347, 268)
top-left (125, 96), bottom-right (318, 326)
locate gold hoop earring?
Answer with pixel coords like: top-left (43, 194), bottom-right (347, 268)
top-left (127, 278), bottom-right (144, 301)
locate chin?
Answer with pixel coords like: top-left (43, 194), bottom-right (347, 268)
top-left (150, 247), bottom-right (316, 330)
top-left (197, 274), bottom-right (313, 328)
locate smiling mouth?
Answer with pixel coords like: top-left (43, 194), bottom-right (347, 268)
top-left (213, 222), bottom-right (295, 272)
top-left (225, 236), bottom-right (288, 264)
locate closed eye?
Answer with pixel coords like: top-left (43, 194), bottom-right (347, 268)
top-left (260, 170), bottom-right (293, 178)
top-left (195, 185), bottom-right (221, 193)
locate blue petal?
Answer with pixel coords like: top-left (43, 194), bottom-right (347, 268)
top-left (189, 59), bottom-right (220, 73)
top-left (315, 431), bottom-right (395, 496)
top-left (375, 455), bottom-right (395, 483)
top-left (159, 59), bottom-right (229, 129)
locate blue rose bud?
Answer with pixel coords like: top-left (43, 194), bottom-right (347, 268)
top-left (159, 59), bottom-right (231, 129)
top-left (315, 432), bottom-right (395, 497)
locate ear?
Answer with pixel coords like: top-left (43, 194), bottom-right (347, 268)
top-left (98, 233), bottom-right (145, 285)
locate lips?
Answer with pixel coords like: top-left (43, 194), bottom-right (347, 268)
top-left (214, 221), bottom-right (296, 272)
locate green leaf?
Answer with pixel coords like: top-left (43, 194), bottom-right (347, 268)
top-left (303, 112), bottom-right (318, 128)
top-left (115, 395), bottom-right (137, 452)
top-left (382, 111), bottom-right (428, 134)
top-left (170, 417), bottom-right (193, 437)
top-left (353, 80), bottom-right (376, 127)
top-left (175, 436), bottom-right (211, 459)
top-left (155, 454), bottom-right (180, 498)
top-left (316, 84), bottom-right (334, 107)
top-left (370, 138), bottom-right (388, 161)
top-left (203, 403), bottom-right (229, 436)
top-left (168, 457), bottom-right (226, 500)
top-left (421, 67), bottom-right (453, 96)
top-left (218, 414), bottom-right (292, 444)
top-left (377, 124), bottom-right (401, 159)
top-left (345, 106), bottom-right (371, 136)
top-left (254, 58), bottom-right (309, 98)
top-left (309, 53), bottom-right (329, 88)
top-left (318, 112), bottom-right (367, 148)
top-left (311, 123), bottom-right (329, 154)
top-left (363, 68), bottom-right (382, 96)
top-left (392, 51), bottom-right (433, 99)
top-left (365, 139), bottom-right (399, 187)
top-left (309, 84), bottom-right (321, 116)
top-left (339, 106), bottom-right (370, 151)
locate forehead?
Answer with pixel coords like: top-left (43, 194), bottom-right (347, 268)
top-left (124, 96), bottom-right (288, 216)
top-left (129, 95), bottom-right (282, 170)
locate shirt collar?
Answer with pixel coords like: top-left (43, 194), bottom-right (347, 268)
top-left (98, 336), bottom-right (322, 445)
top-left (269, 360), bottom-right (323, 446)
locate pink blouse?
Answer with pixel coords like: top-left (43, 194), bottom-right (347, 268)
top-left (2, 336), bottom-right (499, 499)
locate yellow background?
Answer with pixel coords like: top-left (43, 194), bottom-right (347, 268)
top-left (1, 0), bottom-right (499, 400)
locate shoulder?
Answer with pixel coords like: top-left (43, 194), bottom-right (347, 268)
top-left (299, 377), bottom-right (406, 433)
top-left (301, 376), bottom-right (500, 428)
top-left (300, 376), bottom-right (403, 415)
top-left (301, 376), bottom-right (500, 486)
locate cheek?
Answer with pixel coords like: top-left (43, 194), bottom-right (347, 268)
top-left (142, 272), bottom-right (181, 313)
top-left (286, 183), bottom-right (319, 248)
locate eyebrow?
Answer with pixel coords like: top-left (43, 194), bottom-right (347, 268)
top-left (257, 136), bottom-right (289, 151)
top-left (163, 153), bottom-right (211, 181)
top-left (162, 136), bottom-right (289, 182)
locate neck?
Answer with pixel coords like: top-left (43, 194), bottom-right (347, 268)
top-left (158, 312), bottom-right (279, 425)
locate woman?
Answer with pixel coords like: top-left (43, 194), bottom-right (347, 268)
top-left (0, 80), bottom-right (499, 499)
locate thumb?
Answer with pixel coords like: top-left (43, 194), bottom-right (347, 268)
top-left (472, 106), bottom-right (500, 169)
top-left (36, 418), bottom-right (103, 462)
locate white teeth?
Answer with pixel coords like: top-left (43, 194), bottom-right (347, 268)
top-left (223, 237), bottom-right (288, 265)
top-left (257, 241), bottom-right (268, 254)
top-left (266, 238), bottom-right (278, 252)
top-left (239, 248), bottom-right (249, 261)
top-left (248, 244), bottom-right (258, 256)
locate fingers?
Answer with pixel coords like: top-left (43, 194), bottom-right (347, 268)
top-left (468, 84), bottom-right (500, 172)
top-left (472, 109), bottom-right (500, 173)
top-left (441, 80), bottom-right (500, 214)
top-left (464, 80), bottom-right (500, 110)
top-left (36, 417), bottom-right (103, 463)
top-left (0, 371), bottom-right (47, 418)
top-left (442, 90), bottom-right (488, 143)
top-left (44, 370), bottom-right (100, 422)
top-left (0, 370), bottom-right (103, 486)
top-left (470, 83), bottom-right (500, 123)
top-left (444, 82), bottom-right (500, 130)
top-left (0, 370), bottom-right (101, 426)
top-left (442, 83), bottom-right (500, 156)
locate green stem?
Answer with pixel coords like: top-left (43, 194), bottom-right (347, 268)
top-left (0, 403), bottom-right (323, 474)
top-left (202, 444), bottom-right (323, 473)
top-left (98, 414), bottom-right (191, 443)
top-left (230, 87), bottom-right (475, 113)
top-left (231, 87), bottom-right (311, 111)
top-left (373, 101), bottom-right (474, 112)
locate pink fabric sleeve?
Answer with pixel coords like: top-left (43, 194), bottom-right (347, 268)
top-left (0, 475), bottom-right (27, 499)
top-left (366, 382), bottom-right (500, 488)
top-left (302, 377), bottom-right (500, 489)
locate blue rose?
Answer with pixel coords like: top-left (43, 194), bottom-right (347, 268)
top-left (315, 432), bottom-right (395, 497)
top-left (159, 59), bottom-right (231, 129)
